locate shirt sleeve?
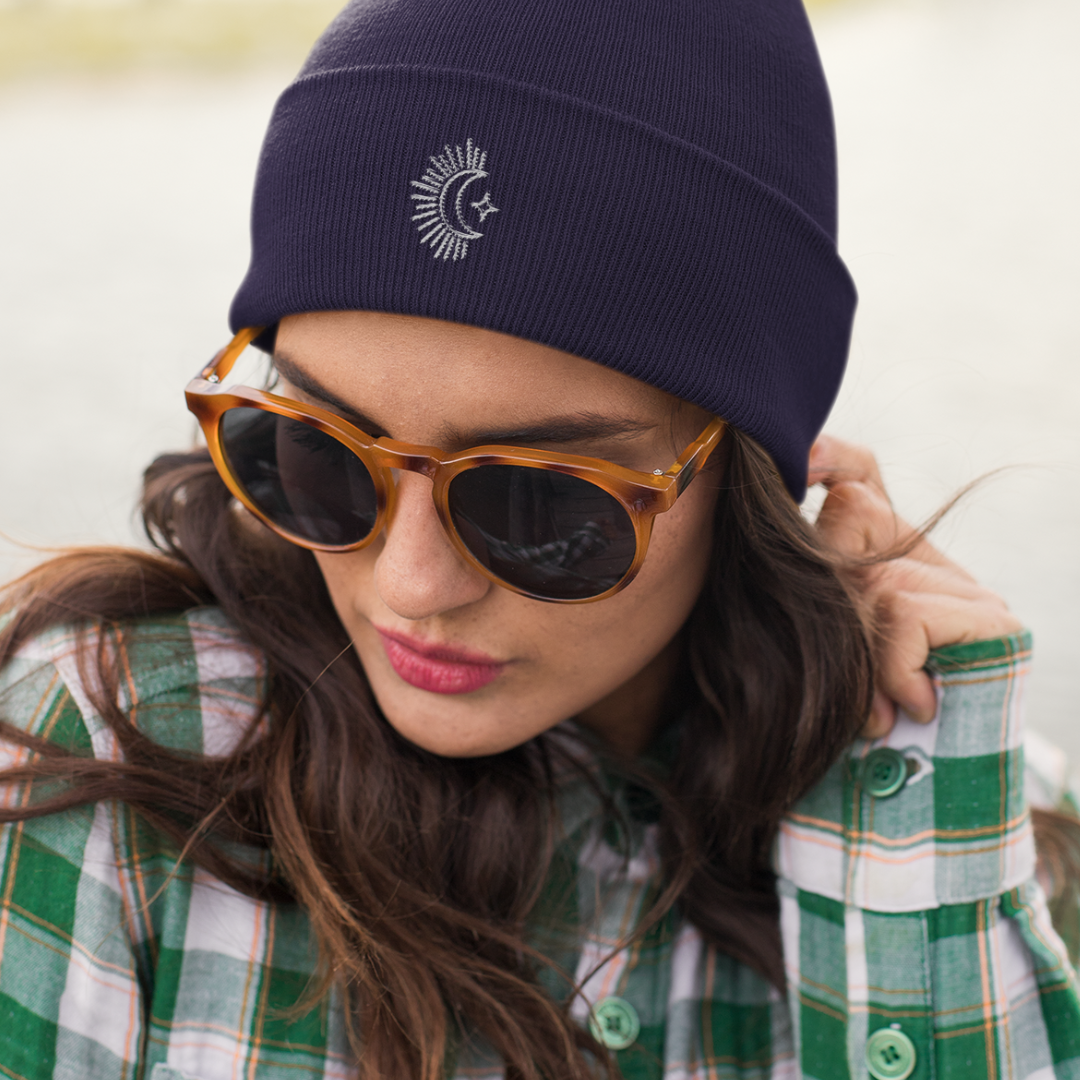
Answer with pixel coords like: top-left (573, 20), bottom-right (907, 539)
top-left (0, 609), bottom-right (267, 1080)
top-left (775, 632), bottom-right (1080, 1080)
top-left (0, 625), bottom-right (146, 1080)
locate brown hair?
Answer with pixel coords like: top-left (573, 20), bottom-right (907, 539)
top-left (0, 428), bottom-right (876, 1079)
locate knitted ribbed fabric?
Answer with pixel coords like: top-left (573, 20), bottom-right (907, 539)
top-left (229, 0), bottom-right (856, 500)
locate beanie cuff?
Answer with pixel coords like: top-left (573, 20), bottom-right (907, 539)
top-left (230, 65), bottom-right (855, 500)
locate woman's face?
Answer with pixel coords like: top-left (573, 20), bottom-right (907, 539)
top-left (273, 311), bottom-right (719, 758)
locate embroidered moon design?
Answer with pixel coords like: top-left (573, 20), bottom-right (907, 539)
top-left (410, 140), bottom-right (499, 261)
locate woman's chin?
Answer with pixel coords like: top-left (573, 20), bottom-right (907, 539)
top-left (372, 685), bottom-right (553, 758)
top-left (384, 711), bottom-right (544, 758)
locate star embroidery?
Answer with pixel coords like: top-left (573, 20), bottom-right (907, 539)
top-left (471, 192), bottom-right (499, 222)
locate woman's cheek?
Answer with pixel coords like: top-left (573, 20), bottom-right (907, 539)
top-left (310, 479), bottom-right (716, 756)
top-left (517, 483), bottom-right (717, 704)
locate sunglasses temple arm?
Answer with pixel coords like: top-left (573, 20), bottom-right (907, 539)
top-left (196, 326), bottom-right (265, 382)
top-left (666, 419), bottom-right (727, 495)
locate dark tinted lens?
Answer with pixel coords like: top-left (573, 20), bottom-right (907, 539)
top-left (219, 407), bottom-right (379, 546)
top-left (447, 465), bottom-right (637, 600)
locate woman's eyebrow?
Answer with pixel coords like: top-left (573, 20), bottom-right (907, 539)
top-left (273, 352), bottom-right (386, 433)
top-left (436, 416), bottom-right (656, 447)
top-left (273, 351), bottom-right (656, 447)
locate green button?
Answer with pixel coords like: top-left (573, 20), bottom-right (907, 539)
top-left (589, 996), bottom-right (640, 1050)
top-left (862, 747), bottom-right (908, 798)
top-left (865, 1026), bottom-right (917, 1080)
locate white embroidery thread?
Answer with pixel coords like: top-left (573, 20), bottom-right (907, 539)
top-left (410, 139), bottom-right (499, 261)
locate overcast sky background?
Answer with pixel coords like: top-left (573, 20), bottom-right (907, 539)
top-left (1, 0), bottom-right (1077, 749)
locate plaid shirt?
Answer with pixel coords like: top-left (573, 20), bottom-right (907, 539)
top-left (1, 609), bottom-right (1078, 1080)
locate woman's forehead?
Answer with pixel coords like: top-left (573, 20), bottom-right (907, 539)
top-left (274, 310), bottom-right (694, 435)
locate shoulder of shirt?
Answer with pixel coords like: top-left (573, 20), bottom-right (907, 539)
top-left (0, 606), bottom-right (267, 763)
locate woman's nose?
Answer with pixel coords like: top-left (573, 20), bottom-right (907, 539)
top-left (373, 471), bottom-right (491, 619)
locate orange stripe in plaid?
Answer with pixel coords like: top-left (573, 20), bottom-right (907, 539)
top-left (0, 821), bottom-right (26, 991)
top-left (928, 999), bottom-right (1005, 1021)
top-left (115, 771), bottom-right (142, 1078)
top-left (663, 1049), bottom-right (793, 1072)
top-left (865, 1007), bottom-right (931, 1020)
top-left (6, 899), bottom-right (137, 979)
top-left (231, 895), bottom-right (267, 1079)
top-left (976, 900), bottom-right (998, 1080)
top-left (147, 1034), bottom-right (343, 1075)
top-left (782, 812), bottom-right (843, 835)
top-left (938, 657), bottom-right (1032, 679)
top-left (115, 803), bottom-right (159, 967)
top-left (701, 942), bottom-right (717, 1080)
top-left (796, 989), bottom-right (846, 1024)
top-left (937, 671), bottom-right (1031, 691)
top-left (934, 1022), bottom-right (1004, 1041)
top-left (1008, 889), bottom-right (1078, 989)
top-left (114, 627), bottom-right (162, 969)
top-left (997, 649), bottom-right (1015, 905)
top-left (778, 827), bottom-right (844, 855)
top-left (780, 823), bottom-right (1031, 875)
top-left (0, 673), bottom-right (68, 987)
top-left (147, 1020), bottom-right (350, 1060)
top-left (110, 628), bottom-right (157, 966)
top-left (3, 914), bottom-right (138, 1008)
top-left (844, 750), bottom-right (863, 901)
top-left (0, 742), bottom-right (30, 809)
top-left (787, 810), bottom-right (1031, 847)
top-left (0, 1059), bottom-right (34, 1080)
top-left (796, 971), bottom-right (847, 1008)
top-left (847, 835), bottom-right (1031, 869)
top-left (933, 657), bottom-right (1033, 677)
top-left (247, 904), bottom-right (277, 1080)
top-left (989, 888), bottom-right (1016, 1077)
top-left (582, 853), bottom-right (653, 1003)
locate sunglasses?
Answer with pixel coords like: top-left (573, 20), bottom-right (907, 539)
top-left (186, 327), bottom-right (726, 603)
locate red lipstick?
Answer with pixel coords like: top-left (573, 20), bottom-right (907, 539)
top-left (374, 628), bottom-right (504, 695)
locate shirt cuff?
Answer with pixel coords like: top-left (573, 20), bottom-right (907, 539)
top-left (776, 631), bottom-right (1035, 911)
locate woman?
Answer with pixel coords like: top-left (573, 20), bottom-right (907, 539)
top-left (2, 0), bottom-right (1077, 1078)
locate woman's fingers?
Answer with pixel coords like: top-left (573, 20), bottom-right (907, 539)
top-left (870, 592), bottom-right (943, 724)
top-left (867, 557), bottom-right (993, 604)
top-left (864, 588), bottom-right (1023, 733)
top-left (815, 477), bottom-right (911, 558)
top-left (864, 689), bottom-right (898, 739)
top-left (808, 433), bottom-right (886, 493)
top-left (808, 435), bottom-right (1022, 741)
top-left (811, 438), bottom-right (974, 574)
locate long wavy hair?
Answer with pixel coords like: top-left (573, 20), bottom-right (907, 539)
top-left (0, 426), bottom-right (891, 1078)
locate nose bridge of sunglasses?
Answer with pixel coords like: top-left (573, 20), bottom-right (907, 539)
top-left (370, 438), bottom-right (444, 481)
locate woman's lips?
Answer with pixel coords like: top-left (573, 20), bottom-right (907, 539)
top-left (374, 628), bottom-right (505, 695)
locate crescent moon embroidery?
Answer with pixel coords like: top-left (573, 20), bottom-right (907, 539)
top-left (410, 139), bottom-right (500, 261)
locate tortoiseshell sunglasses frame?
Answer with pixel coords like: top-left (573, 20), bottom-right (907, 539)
top-left (186, 326), bottom-right (727, 603)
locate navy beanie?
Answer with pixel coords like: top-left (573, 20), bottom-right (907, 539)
top-left (229, 0), bottom-right (856, 501)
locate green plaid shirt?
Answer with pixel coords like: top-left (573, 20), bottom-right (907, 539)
top-left (1, 609), bottom-right (1078, 1079)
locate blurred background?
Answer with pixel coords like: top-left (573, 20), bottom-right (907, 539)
top-left (1, 0), bottom-right (1077, 749)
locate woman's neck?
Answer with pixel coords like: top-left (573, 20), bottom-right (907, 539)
top-left (574, 636), bottom-right (683, 758)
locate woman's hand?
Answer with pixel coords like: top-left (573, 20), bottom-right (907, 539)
top-left (808, 434), bottom-right (1023, 738)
